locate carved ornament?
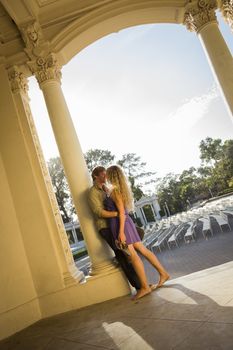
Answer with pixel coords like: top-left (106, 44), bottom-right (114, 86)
top-left (184, 0), bottom-right (217, 32)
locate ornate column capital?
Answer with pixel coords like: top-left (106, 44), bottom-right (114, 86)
top-left (184, 0), bottom-right (218, 33)
top-left (7, 66), bottom-right (29, 95)
top-left (19, 21), bottom-right (61, 87)
top-left (220, 0), bottom-right (233, 30)
top-left (28, 53), bottom-right (62, 87)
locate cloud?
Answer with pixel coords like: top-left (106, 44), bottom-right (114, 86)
top-left (141, 85), bottom-right (219, 177)
top-left (157, 84), bottom-right (219, 136)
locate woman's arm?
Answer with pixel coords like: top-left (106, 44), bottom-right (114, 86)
top-left (112, 190), bottom-right (126, 242)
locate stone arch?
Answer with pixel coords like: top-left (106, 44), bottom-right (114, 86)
top-left (52, 1), bottom-right (185, 65)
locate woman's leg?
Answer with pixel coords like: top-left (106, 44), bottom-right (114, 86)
top-left (127, 244), bottom-right (151, 299)
top-left (133, 242), bottom-right (170, 287)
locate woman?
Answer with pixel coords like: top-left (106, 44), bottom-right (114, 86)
top-left (105, 165), bottom-right (170, 300)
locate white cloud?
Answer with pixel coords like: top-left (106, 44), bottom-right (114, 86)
top-left (141, 86), bottom-right (219, 177)
top-left (156, 84), bottom-right (218, 137)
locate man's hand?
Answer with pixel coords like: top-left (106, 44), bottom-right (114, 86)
top-left (100, 209), bottom-right (118, 218)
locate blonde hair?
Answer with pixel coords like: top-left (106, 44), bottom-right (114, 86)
top-left (106, 165), bottom-right (134, 212)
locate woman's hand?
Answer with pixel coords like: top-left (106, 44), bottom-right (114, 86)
top-left (118, 231), bottom-right (126, 243)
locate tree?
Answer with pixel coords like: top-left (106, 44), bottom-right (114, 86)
top-left (84, 149), bottom-right (115, 172)
top-left (117, 153), bottom-right (156, 200)
top-left (222, 139), bottom-right (233, 187)
top-left (198, 138), bottom-right (233, 196)
top-left (47, 138), bottom-right (233, 222)
top-left (156, 173), bottom-right (183, 214)
top-left (47, 150), bottom-right (157, 222)
top-left (199, 137), bottom-right (223, 165)
top-left (47, 157), bottom-right (75, 223)
top-left (155, 137), bottom-right (233, 215)
top-left (127, 175), bottom-right (144, 201)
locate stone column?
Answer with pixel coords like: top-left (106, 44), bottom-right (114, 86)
top-left (184, 0), bottom-right (233, 116)
top-left (8, 65), bottom-right (84, 285)
top-left (140, 207), bottom-right (147, 225)
top-left (28, 54), bottom-right (115, 275)
top-left (150, 204), bottom-right (157, 221)
top-left (153, 202), bottom-right (161, 219)
top-left (219, 0), bottom-right (233, 32)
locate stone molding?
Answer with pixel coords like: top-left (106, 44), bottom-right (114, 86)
top-left (8, 65), bottom-right (29, 95)
top-left (22, 97), bottom-right (76, 270)
top-left (20, 21), bottom-right (61, 86)
top-left (8, 66), bottom-right (76, 277)
top-left (184, 0), bottom-right (218, 32)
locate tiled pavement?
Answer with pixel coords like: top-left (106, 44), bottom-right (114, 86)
top-left (1, 214), bottom-right (233, 350)
top-left (1, 261), bottom-right (233, 350)
top-left (144, 214), bottom-right (233, 284)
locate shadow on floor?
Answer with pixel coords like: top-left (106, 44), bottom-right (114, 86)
top-left (1, 269), bottom-right (233, 350)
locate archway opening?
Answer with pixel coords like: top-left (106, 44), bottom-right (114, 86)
top-left (29, 10), bottom-right (233, 279)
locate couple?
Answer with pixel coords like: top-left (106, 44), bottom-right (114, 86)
top-left (88, 165), bottom-right (169, 300)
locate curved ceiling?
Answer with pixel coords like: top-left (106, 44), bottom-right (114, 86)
top-left (0, 0), bottom-right (186, 67)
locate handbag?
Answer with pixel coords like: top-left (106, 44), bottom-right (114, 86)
top-left (115, 239), bottom-right (131, 256)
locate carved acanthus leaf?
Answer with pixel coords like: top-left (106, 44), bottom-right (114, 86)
top-left (8, 66), bottom-right (28, 94)
top-left (184, 0), bottom-right (217, 32)
top-left (220, 0), bottom-right (233, 30)
top-left (28, 53), bottom-right (62, 86)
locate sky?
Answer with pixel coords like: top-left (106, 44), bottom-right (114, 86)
top-left (28, 11), bottom-right (233, 190)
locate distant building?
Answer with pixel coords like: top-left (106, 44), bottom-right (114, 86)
top-left (64, 221), bottom-right (83, 245)
top-left (134, 195), bottom-right (161, 226)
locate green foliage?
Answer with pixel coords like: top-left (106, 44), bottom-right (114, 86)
top-left (143, 205), bottom-right (155, 222)
top-left (47, 138), bottom-right (233, 222)
top-left (72, 248), bottom-right (88, 261)
top-left (218, 187), bottom-right (233, 196)
top-left (47, 151), bottom-right (154, 222)
top-left (156, 137), bottom-right (233, 214)
top-left (117, 153), bottom-right (156, 200)
top-left (84, 149), bottom-right (115, 171)
top-left (199, 137), bottom-right (223, 165)
top-left (47, 157), bottom-right (75, 223)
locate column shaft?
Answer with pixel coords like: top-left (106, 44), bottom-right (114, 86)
top-left (40, 79), bottom-right (115, 274)
top-left (198, 22), bottom-right (233, 115)
top-left (184, 1), bottom-right (233, 117)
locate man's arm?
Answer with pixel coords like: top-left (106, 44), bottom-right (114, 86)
top-left (88, 189), bottom-right (118, 218)
top-left (101, 209), bottom-right (118, 218)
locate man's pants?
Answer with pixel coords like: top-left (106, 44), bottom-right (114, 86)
top-left (99, 228), bottom-right (141, 290)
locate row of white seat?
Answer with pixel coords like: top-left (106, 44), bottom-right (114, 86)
top-left (145, 209), bottom-right (233, 252)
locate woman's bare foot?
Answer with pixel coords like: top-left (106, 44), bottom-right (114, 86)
top-left (149, 284), bottom-right (158, 292)
top-left (133, 287), bottom-right (151, 300)
top-left (157, 273), bottom-right (170, 288)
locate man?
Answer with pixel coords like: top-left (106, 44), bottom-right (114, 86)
top-left (88, 166), bottom-right (141, 290)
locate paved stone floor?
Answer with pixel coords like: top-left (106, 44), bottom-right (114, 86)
top-left (144, 215), bottom-right (233, 284)
top-left (1, 214), bottom-right (233, 350)
top-left (1, 261), bottom-right (233, 350)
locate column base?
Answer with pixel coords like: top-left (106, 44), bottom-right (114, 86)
top-left (63, 265), bottom-right (85, 286)
top-left (89, 258), bottom-right (119, 276)
top-left (39, 267), bottom-right (131, 318)
top-left (0, 267), bottom-right (131, 341)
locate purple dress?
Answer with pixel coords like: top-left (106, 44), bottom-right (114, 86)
top-left (104, 195), bottom-right (141, 244)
